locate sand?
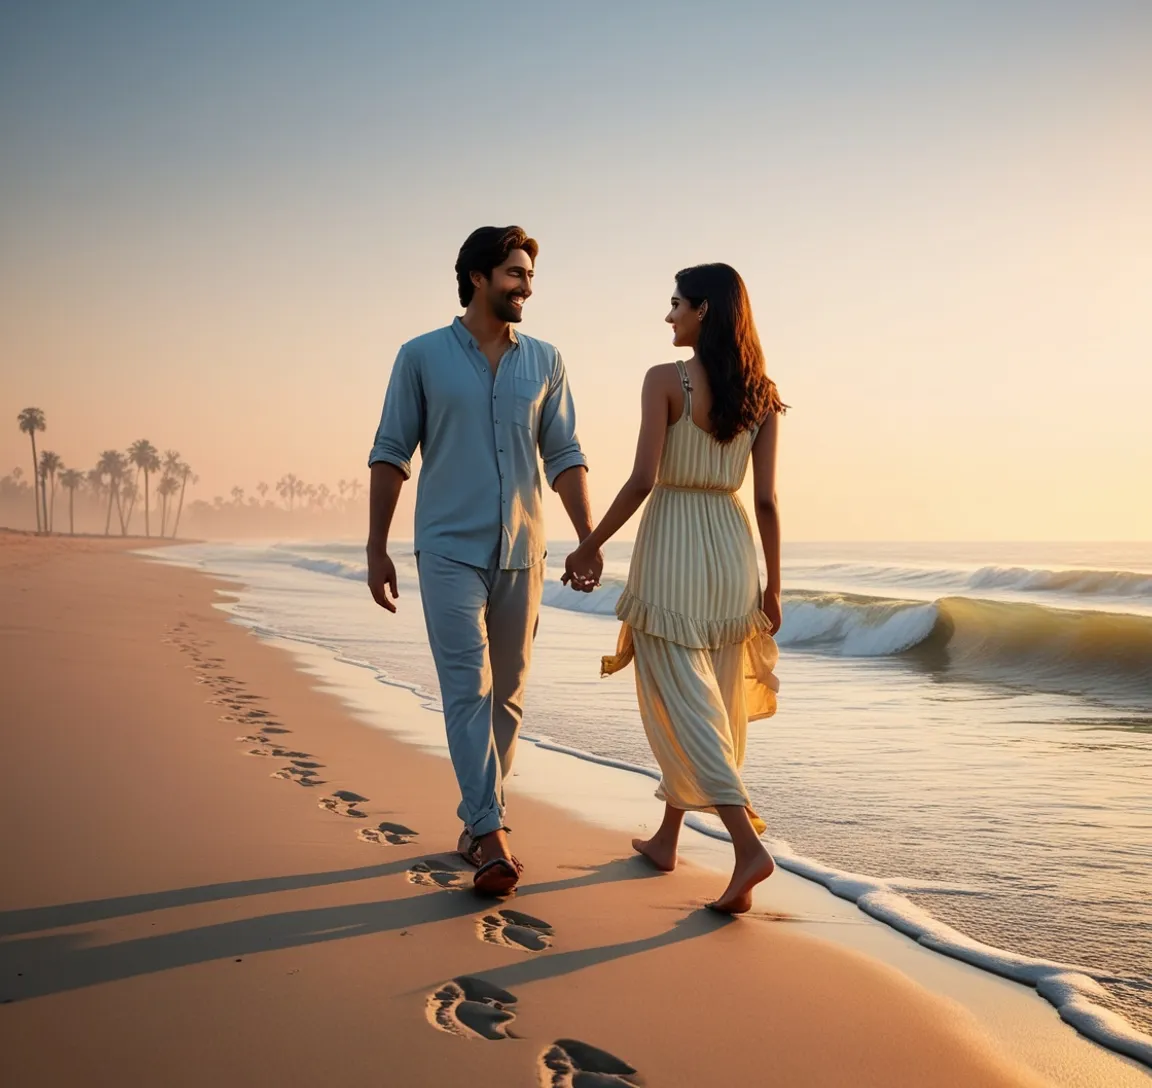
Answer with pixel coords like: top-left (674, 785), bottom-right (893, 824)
top-left (0, 533), bottom-right (1077, 1086)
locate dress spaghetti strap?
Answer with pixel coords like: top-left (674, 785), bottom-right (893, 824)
top-left (673, 360), bottom-right (693, 421)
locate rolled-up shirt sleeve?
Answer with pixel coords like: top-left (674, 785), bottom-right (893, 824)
top-left (538, 351), bottom-right (588, 488)
top-left (368, 345), bottom-right (423, 478)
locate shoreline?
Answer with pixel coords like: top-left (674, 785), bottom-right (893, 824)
top-left (0, 536), bottom-right (1146, 1086)
top-left (147, 540), bottom-right (1152, 1082)
top-left (233, 627), bottom-right (1152, 1088)
top-left (149, 538), bottom-right (1152, 1070)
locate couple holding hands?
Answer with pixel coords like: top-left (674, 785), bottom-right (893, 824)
top-left (367, 225), bottom-right (784, 912)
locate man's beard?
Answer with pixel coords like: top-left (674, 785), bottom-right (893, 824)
top-left (491, 289), bottom-right (527, 323)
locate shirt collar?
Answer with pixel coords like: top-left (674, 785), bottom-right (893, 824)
top-left (451, 315), bottom-right (518, 351)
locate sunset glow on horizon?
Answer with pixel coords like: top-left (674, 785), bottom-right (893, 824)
top-left (2, 3), bottom-right (1150, 541)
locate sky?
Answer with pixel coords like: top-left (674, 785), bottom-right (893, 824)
top-left (2, 1), bottom-right (1150, 541)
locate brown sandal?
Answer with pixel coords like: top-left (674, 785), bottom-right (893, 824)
top-left (473, 856), bottom-right (523, 896)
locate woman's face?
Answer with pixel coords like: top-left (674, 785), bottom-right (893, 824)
top-left (665, 288), bottom-right (703, 349)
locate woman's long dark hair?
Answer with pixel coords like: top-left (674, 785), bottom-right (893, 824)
top-left (675, 263), bottom-right (786, 442)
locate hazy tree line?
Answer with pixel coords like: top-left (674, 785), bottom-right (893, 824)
top-left (6, 408), bottom-right (366, 538)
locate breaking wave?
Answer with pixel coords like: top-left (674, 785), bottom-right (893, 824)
top-left (542, 578), bottom-right (1152, 703)
top-left (289, 555), bottom-right (1152, 703)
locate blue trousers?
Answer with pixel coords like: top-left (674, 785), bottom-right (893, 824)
top-left (416, 551), bottom-right (544, 837)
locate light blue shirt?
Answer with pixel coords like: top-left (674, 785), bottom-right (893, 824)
top-left (369, 317), bottom-right (587, 570)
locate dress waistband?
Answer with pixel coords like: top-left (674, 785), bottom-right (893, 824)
top-left (655, 481), bottom-right (737, 495)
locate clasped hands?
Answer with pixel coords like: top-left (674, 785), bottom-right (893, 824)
top-left (562, 538), bottom-right (603, 593)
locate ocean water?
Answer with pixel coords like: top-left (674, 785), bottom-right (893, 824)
top-left (148, 538), bottom-right (1152, 1063)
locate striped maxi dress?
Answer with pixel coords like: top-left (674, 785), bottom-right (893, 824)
top-left (601, 360), bottom-right (780, 832)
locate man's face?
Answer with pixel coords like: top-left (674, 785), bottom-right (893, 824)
top-left (479, 249), bottom-right (534, 323)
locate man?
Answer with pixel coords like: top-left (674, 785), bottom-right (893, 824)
top-left (366, 225), bottom-right (602, 895)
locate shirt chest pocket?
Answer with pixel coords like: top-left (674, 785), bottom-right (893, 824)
top-left (510, 376), bottom-right (546, 430)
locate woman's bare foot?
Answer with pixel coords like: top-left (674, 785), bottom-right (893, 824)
top-left (706, 849), bottom-right (775, 914)
top-left (632, 835), bottom-right (678, 872)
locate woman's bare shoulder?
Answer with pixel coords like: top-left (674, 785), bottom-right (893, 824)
top-left (643, 362), bottom-right (684, 386)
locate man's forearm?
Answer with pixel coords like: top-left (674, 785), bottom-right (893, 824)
top-left (367, 462), bottom-right (406, 550)
top-left (553, 465), bottom-right (594, 540)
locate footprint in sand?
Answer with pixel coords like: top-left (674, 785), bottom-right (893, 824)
top-left (258, 724), bottom-right (290, 734)
top-left (358, 822), bottom-right (417, 846)
top-left (318, 790), bottom-right (368, 818)
top-left (245, 744), bottom-right (312, 759)
top-left (271, 761), bottom-right (327, 787)
top-left (408, 859), bottom-right (472, 890)
top-left (538, 1040), bottom-right (643, 1087)
top-left (426, 977), bottom-right (519, 1040)
top-left (218, 710), bottom-right (274, 723)
top-left (478, 909), bottom-right (554, 953)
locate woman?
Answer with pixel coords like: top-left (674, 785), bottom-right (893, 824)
top-left (565, 263), bottom-right (785, 914)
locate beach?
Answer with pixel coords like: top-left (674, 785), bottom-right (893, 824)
top-left (0, 535), bottom-right (1147, 1087)
top-left (135, 536), bottom-right (1152, 1053)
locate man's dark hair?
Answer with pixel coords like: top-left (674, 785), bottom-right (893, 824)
top-left (455, 225), bottom-right (539, 306)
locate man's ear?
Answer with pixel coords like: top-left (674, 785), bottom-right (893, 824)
top-left (471, 270), bottom-right (486, 290)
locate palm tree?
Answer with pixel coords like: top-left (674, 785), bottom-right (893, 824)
top-left (39, 450), bottom-right (62, 532)
top-left (118, 479), bottom-right (139, 533)
top-left (276, 473), bottom-right (299, 510)
top-left (86, 466), bottom-right (105, 505)
top-left (142, 447), bottom-right (161, 533)
top-left (59, 468), bottom-right (84, 536)
top-left (257, 481), bottom-right (270, 505)
top-left (157, 451), bottom-right (181, 535)
top-left (171, 462), bottom-right (196, 538)
top-left (348, 478), bottom-right (363, 502)
top-left (96, 449), bottom-right (128, 535)
top-left (17, 408), bottom-right (46, 532)
top-left (38, 463), bottom-right (50, 530)
top-left (231, 486), bottom-right (245, 505)
top-left (127, 439), bottom-right (161, 537)
top-left (157, 474), bottom-right (180, 536)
